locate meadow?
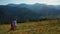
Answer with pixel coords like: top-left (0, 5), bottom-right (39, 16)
top-left (0, 19), bottom-right (60, 34)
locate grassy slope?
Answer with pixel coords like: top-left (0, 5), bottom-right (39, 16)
top-left (0, 19), bottom-right (60, 34)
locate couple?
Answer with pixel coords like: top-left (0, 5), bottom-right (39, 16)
top-left (10, 19), bottom-right (17, 31)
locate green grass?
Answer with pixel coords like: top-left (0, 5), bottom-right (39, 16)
top-left (0, 19), bottom-right (60, 34)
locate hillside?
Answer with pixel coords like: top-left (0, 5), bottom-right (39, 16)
top-left (0, 19), bottom-right (60, 34)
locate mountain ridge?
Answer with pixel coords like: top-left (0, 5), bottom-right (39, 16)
top-left (0, 3), bottom-right (60, 23)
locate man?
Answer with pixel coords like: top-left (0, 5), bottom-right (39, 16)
top-left (13, 19), bottom-right (17, 30)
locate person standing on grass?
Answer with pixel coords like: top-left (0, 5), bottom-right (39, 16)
top-left (10, 19), bottom-right (17, 31)
top-left (10, 20), bottom-right (14, 31)
top-left (13, 19), bottom-right (17, 30)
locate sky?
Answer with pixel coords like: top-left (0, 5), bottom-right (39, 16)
top-left (0, 0), bottom-right (60, 5)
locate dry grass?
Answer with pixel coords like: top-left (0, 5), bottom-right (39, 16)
top-left (0, 19), bottom-right (60, 34)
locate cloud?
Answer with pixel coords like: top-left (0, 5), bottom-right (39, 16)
top-left (0, 0), bottom-right (60, 5)
top-left (26, 0), bottom-right (60, 5)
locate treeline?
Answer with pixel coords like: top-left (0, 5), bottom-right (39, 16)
top-left (0, 18), bottom-right (48, 24)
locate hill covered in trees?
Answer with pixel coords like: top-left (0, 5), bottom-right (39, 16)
top-left (0, 3), bottom-right (60, 23)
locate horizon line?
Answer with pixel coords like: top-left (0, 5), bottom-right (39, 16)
top-left (0, 3), bottom-right (60, 6)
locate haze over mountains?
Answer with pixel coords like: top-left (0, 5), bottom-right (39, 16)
top-left (0, 3), bottom-right (60, 23)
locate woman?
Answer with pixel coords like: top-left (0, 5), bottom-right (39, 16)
top-left (10, 20), bottom-right (14, 31)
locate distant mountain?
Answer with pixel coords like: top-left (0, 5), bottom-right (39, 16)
top-left (0, 5), bottom-right (39, 23)
top-left (7, 3), bottom-right (60, 12)
top-left (0, 3), bottom-right (60, 23)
